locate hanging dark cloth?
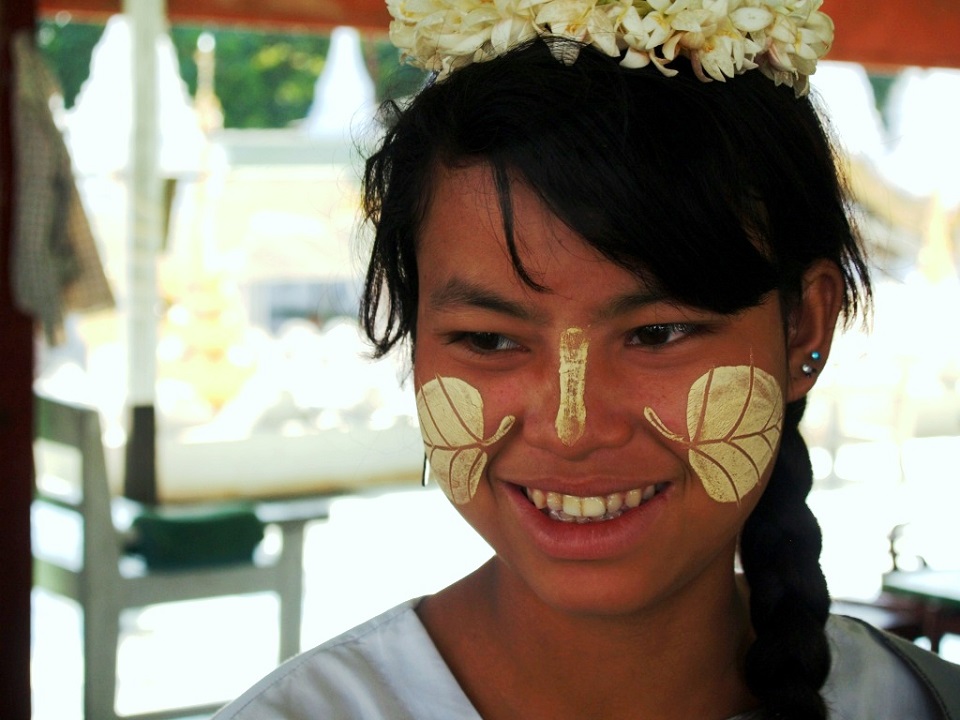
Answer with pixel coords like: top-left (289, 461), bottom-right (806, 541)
top-left (10, 30), bottom-right (113, 344)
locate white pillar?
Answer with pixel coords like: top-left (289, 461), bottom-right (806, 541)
top-left (123, 0), bottom-right (166, 501)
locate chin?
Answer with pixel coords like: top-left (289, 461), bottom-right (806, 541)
top-left (508, 558), bottom-right (682, 620)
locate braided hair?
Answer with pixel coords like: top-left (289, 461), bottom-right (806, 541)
top-left (742, 398), bottom-right (832, 719)
top-left (361, 39), bottom-right (871, 718)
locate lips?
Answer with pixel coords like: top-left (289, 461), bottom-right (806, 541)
top-left (524, 483), bottom-right (669, 523)
top-left (502, 477), bottom-right (672, 562)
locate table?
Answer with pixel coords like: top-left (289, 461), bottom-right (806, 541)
top-left (883, 570), bottom-right (960, 653)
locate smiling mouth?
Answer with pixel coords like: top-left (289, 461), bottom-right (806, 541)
top-left (524, 484), bottom-right (669, 524)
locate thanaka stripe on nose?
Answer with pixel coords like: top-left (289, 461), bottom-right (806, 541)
top-left (556, 327), bottom-right (588, 446)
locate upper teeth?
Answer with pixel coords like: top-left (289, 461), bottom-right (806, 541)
top-left (525, 485), bottom-right (663, 522)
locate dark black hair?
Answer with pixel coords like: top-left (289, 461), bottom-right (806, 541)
top-left (360, 38), bottom-right (871, 720)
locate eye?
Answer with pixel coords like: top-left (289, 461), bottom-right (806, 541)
top-left (451, 332), bottom-right (523, 354)
top-left (627, 323), bottom-right (697, 347)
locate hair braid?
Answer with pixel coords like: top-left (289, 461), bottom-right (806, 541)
top-left (740, 397), bottom-right (832, 720)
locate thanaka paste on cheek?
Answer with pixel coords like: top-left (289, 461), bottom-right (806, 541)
top-left (555, 328), bottom-right (589, 446)
top-left (643, 365), bottom-right (784, 503)
top-left (415, 375), bottom-right (515, 505)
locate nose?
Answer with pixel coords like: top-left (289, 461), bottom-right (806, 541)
top-left (556, 328), bottom-right (588, 446)
top-left (521, 329), bottom-right (634, 457)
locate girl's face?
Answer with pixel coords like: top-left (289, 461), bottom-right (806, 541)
top-left (413, 164), bottom-right (793, 616)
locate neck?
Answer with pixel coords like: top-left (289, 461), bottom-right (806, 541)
top-left (420, 557), bottom-right (758, 720)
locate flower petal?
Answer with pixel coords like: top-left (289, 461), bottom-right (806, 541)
top-left (730, 7), bottom-right (774, 32)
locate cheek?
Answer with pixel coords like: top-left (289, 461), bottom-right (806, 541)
top-left (644, 365), bottom-right (784, 504)
top-left (415, 375), bottom-right (516, 507)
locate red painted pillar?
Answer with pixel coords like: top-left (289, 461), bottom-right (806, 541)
top-left (0, 1), bottom-right (37, 718)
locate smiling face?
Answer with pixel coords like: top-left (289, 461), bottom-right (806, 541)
top-left (413, 163), bottom-right (792, 616)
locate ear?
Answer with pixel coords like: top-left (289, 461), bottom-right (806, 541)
top-left (785, 260), bottom-right (845, 403)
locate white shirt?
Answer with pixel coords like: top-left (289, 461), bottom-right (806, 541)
top-left (214, 599), bottom-right (944, 719)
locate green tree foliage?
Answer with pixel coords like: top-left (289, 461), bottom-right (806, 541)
top-left (36, 16), bottom-right (426, 129)
top-left (170, 27), bottom-right (331, 128)
top-left (36, 16), bottom-right (103, 108)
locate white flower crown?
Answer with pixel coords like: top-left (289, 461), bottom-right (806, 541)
top-left (387, 0), bottom-right (833, 96)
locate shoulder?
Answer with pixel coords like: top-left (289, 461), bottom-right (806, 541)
top-left (212, 597), bottom-right (479, 720)
top-left (825, 614), bottom-right (960, 720)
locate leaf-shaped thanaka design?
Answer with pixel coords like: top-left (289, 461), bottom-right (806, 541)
top-left (643, 366), bottom-right (784, 503)
top-left (416, 376), bottom-right (516, 506)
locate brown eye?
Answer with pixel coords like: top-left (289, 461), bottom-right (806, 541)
top-left (461, 332), bottom-right (521, 353)
top-left (628, 324), bottom-right (695, 347)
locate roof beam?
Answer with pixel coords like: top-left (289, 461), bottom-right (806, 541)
top-left (36, 0), bottom-right (960, 69)
top-left (38, 0), bottom-right (392, 33)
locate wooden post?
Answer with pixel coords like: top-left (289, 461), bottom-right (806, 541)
top-left (0, 0), bottom-right (37, 717)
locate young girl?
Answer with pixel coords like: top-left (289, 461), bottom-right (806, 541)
top-left (216, 2), bottom-right (960, 718)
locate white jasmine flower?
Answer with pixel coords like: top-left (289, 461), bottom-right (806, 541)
top-left (730, 6), bottom-right (774, 33)
top-left (536, 0), bottom-right (622, 60)
top-left (386, 0), bottom-right (834, 95)
top-left (640, 9), bottom-right (674, 49)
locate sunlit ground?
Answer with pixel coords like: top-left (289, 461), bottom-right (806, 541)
top-left (32, 442), bottom-right (960, 719)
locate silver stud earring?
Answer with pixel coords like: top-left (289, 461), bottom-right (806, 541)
top-left (801, 350), bottom-right (821, 377)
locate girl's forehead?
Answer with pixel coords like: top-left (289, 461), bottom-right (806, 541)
top-left (417, 161), bottom-right (775, 322)
top-left (423, 165), bottom-right (609, 264)
top-left (420, 165), bottom-right (651, 297)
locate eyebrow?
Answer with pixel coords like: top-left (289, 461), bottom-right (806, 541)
top-left (429, 276), bottom-right (670, 324)
top-left (595, 289), bottom-right (671, 321)
top-left (428, 277), bottom-right (545, 322)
